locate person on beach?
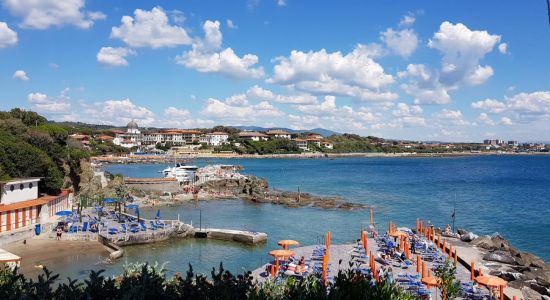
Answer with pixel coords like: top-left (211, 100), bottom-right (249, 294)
top-left (411, 236), bottom-right (416, 254)
top-left (56, 227), bottom-right (62, 240)
top-left (385, 267), bottom-right (394, 285)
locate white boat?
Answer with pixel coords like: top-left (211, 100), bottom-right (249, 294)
top-left (161, 163), bottom-right (198, 183)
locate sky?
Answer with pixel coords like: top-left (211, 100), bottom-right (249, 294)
top-left (0, 0), bottom-right (549, 142)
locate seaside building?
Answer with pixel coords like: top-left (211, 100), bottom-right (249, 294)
top-left (508, 141), bottom-right (519, 147)
top-left (266, 129), bottom-right (292, 139)
top-left (295, 139), bottom-right (308, 151)
top-left (113, 120), bottom-right (142, 148)
top-left (199, 132), bottom-right (229, 146)
top-left (306, 138), bottom-right (322, 148)
top-left (307, 133), bottom-right (323, 140)
top-left (0, 178), bottom-right (72, 236)
top-left (238, 131), bottom-right (269, 141)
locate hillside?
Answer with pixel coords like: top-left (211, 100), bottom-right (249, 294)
top-left (0, 109), bottom-right (91, 195)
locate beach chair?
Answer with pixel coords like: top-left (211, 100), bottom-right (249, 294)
top-left (120, 224), bottom-right (128, 233)
top-left (149, 221), bottom-right (158, 230)
top-left (82, 222), bottom-right (88, 232)
top-left (130, 223), bottom-right (140, 233)
top-left (108, 228), bottom-right (118, 235)
top-left (155, 220), bottom-right (166, 229)
top-left (139, 221), bottom-right (147, 231)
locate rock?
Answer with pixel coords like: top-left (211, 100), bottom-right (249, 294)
top-left (491, 270), bottom-right (526, 281)
top-left (521, 287), bottom-right (542, 300)
top-left (530, 282), bottom-right (550, 296)
top-left (484, 250), bottom-right (518, 265)
top-left (524, 269), bottom-right (550, 287)
top-left (471, 234), bottom-right (512, 251)
top-left (490, 233), bottom-right (512, 251)
top-left (472, 235), bottom-right (495, 250)
top-left (522, 253), bottom-right (550, 270)
top-left (461, 232), bottom-right (478, 242)
top-left (457, 228), bottom-right (468, 235)
top-left (542, 295), bottom-right (550, 300)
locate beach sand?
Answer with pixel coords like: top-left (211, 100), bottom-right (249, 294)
top-left (3, 238), bottom-right (110, 277)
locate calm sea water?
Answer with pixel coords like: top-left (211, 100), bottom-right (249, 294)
top-left (46, 156), bottom-right (550, 280)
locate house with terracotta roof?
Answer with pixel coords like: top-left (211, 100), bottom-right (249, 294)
top-left (200, 132), bottom-right (229, 146)
top-left (238, 131), bottom-right (269, 141)
top-left (266, 129), bottom-right (292, 139)
top-left (0, 178), bottom-right (72, 237)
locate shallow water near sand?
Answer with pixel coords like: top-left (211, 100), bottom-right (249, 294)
top-left (40, 155), bottom-right (550, 280)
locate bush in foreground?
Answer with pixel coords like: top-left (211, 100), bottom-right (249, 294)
top-left (0, 262), bottom-right (416, 299)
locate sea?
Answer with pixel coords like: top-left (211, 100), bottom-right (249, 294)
top-left (44, 155), bottom-right (550, 280)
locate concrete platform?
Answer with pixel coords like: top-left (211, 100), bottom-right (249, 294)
top-left (195, 228), bottom-right (267, 245)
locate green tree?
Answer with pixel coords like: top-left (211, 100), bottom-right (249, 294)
top-left (435, 260), bottom-right (461, 300)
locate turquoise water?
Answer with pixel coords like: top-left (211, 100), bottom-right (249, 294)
top-left (52, 156), bottom-right (550, 279)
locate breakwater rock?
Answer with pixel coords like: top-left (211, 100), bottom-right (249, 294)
top-left (458, 231), bottom-right (550, 298)
top-left (197, 177), bottom-right (367, 210)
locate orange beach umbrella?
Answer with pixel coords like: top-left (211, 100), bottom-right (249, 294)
top-left (422, 276), bottom-right (441, 288)
top-left (278, 240), bottom-right (300, 249)
top-left (475, 275), bottom-right (507, 287)
top-left (389, 230), bottom-right (408, 238)
top-left (269, 249), bottom-right (295, 278)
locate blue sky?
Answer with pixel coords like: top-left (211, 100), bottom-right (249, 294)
top-left (0, 0), bottom-right (549, 142)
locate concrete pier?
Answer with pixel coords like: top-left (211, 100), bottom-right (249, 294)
top-left (195, 228), bottom-right (267, 245)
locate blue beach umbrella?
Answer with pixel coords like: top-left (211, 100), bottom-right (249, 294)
top-left (126, 204), bottom-right (139, 209)
top-left (55, 210), bottom-right (72, 216)
top-left (103, 198), bottom-right (116, 204)
top-left (156, 209), bottom-right (160, 219)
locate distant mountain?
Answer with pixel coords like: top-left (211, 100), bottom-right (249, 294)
top-left (232, 126), bottom-right (340, 137)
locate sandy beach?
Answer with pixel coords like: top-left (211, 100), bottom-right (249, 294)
top-left (3, 238), bottom-right (110, 277)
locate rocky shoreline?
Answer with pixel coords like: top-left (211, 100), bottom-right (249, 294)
top-left (449, 229), bottom-right (550, 299)
top-left (196, 177), bottom-right (367, 210)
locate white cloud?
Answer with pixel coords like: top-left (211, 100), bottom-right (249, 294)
top-left (12, 70), bottom-right (28, 81)
top-left (97, 47), bottom-right (136, 67)
top-left (88, 11), bottom-right (106, 21)
top-left (27, 90), bottom-right (72, 115)
top-left (246, 85), bottom-right (317, 104)
top-left (477, 113), bottom-right (495, 126)
top-left (0, 22), bottom-right (17, 47)
top-left (398, 22), bottom-right (501, 105)
top-left (391, 102), bottom-right (423, 117)
top-left (226, 19), bottom-right (237, 29)
top-left (399, 15), bottom-right (416, 27)
top-left (164, 107), bottom-right (190, 118)
top-left (499, 117), bottom-right (513, 125)
top-left (201, 98), bottom-right (282, 124)
top-left (428, 21), bottom-right (500, 87)
top-left (27, 92), bottom-right (48, 103)
top-left (294, 96), bottom-right (380, 131)
top-left (277, 0), bottom-right (287, 6)
top-left (398, 64), bottom-right (451, 104)
top-left (471, 98), bottom-right (506, 113)
top-left (163, 107), bottom-right (215, 128)
top-left (2, 0), bottom-right (104, 29)
top-left (506, 91), bottom-right (550, 116)
top-left (268, 45), bottom-right (397, 101)
top-left (381, 28), bottom-right (418, 58)
top-left (433, 109), bottom-right (470, 126)
top-left (498, 43), bottom-right (508, 54)
top-left (85, 99), bottom-right (155, 125)
top-left (176, 20), bottom-right (264, 79)
top-left (111, 6), bottom-right (192, 48)
top-left (225, 94), bottom-right (249, 106)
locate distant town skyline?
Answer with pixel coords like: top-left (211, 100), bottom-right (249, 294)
top-left (0, 0), bottom-right (549, 142)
